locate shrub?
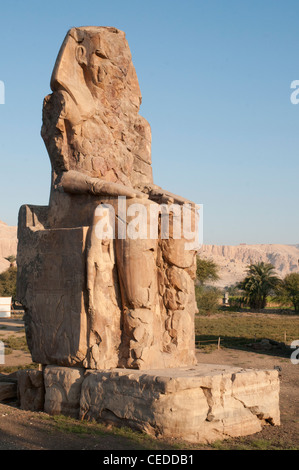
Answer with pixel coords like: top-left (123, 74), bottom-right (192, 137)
top-left (228, 296), bottom-right (244, 310)
top-left (196, 285), bottom-right (222, 315)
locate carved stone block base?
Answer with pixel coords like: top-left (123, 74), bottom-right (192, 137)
top-left (28, 364), bottom-right (281, 444)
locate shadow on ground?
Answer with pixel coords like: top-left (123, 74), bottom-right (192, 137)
top-left (195, 334), bottom-right (292, 358)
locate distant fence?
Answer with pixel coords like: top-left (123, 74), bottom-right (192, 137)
top-left (0, 297), bottom-right (12, 318)
top-left (195, 337), bottom-right (221, 349)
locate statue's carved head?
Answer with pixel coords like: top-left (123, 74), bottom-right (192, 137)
top-left (50, 27), bottom-right (142, 118)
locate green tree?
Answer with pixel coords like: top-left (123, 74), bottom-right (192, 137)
top-left (0, 266), bottom-right (17, 300)
top-left (196, 257), bottom-right (220, 286)
top-left (195, 257), bottom-right (221, 315)
top-left (237, 262), bottom-right (281, 310)
top-left (275, 273), bottom-right (299, 312)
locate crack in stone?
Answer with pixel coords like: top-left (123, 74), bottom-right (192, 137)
top-left (232, 395), bottom-right (273, 424)
top-left (201, 386), bottom-right (215, 422)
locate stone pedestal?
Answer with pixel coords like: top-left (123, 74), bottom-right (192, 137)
top-left (18, 363), bottom-right (280, 444)
top-left (17, 369), bottom-right (44, 411)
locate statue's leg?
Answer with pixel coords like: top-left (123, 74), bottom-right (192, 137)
top-left (85, 201), bottom-right (122, 369)
top-left (157, 204), bottom-right (198, 367)
top-left (115, 197), bottom-right (163, 369)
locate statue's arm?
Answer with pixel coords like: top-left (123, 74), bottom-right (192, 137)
top-left (143, 183), bottom-right (195, 206)
top-left (61, 170), bottom-right (146, 198)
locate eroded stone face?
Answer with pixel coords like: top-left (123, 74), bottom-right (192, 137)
top-left (17, 26), bottom-right (198, 370)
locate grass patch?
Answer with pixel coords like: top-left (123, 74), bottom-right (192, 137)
top-left (1, 335), bottom-right (29, 353)
top-left (211, 437), bottom-right (298, 451)
top-left (195, 313), bottom-right (299, 352)
top-left (0, 363), bottom-right (39, 374)
top-left (42, 414), bottom-right (189, 450)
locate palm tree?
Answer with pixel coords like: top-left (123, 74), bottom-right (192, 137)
top-left (275, 273), bottom-right (299, 312)
top-left (237, 262), bottom-right (281, 310)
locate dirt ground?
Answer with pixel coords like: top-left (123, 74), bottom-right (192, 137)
top-left (0, 317), bottom-right (32, 367)
top-left (0, 317), bottom-right (298, 451)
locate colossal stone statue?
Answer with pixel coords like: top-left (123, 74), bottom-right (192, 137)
top-left (17, 27), bottom-right (198, 370)
top-left (16, 28), bottom-right (280, 445)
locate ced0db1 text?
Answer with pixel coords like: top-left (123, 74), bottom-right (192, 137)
top-left (146, 455), bottom-right (193, 465)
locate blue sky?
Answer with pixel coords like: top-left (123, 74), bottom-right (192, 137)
top-left (0, 0), bottom-right (298, 245)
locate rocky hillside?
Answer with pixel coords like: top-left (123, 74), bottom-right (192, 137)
top-left (199, 244), bottom-right (299, 289)
top-left (0, 220), bottom-right (17, 273)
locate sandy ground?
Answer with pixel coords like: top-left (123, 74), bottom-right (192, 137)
top-left (0, 316), bottom-right (298, 450)
top-left (0, 317), bottom-right (32, 367)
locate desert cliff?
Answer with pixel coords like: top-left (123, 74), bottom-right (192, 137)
top-left (0, 220), bottom-right (17, 273)
top-left (199, 243), bottom-right (299, 288)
